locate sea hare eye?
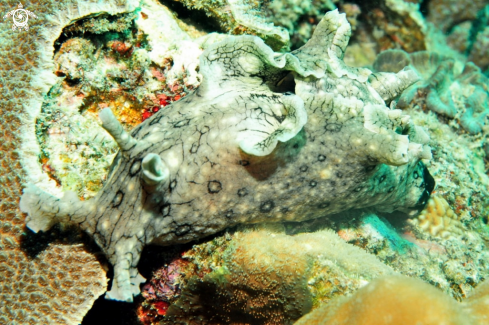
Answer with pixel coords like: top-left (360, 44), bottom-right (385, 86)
top-left (142, 153), bottom-right (169, 186)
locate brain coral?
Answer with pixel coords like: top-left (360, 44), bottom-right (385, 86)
top-left (0, 0), bottom-right (138, 323)
top-left (20, 9), bottom-right (435, 302)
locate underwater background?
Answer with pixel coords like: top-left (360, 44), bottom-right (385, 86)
top-left (0, 0), bottom-right (488, 324)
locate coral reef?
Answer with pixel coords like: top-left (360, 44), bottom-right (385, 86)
top-left (0, 0), bottom-right (142, 324)
top-left (373, 50), bottom-right (489, 134)
top-left (295, 275), bottom-right (483, 325)
top-left (1, 0), bottom-right (487, 323)
top-left (0, 244), bottom-right (107, 324)
top-left (410, 195), bottom-right (465, 238)
top-left (262, 0), bottom-right (339, 48)
top-left (427, 0), bottom-right (487, 34)
top-left (298, 208), bottom-right (489, 301)
top-left (35, 1), bottom-right (199, 199)
top-left (467, 6), bottom-right (489, 72)
top-left (172, 0), bottom-right (290, 51)
top-left (439, 5), bottom-right (489, 72)
top-left (362, 0), bottom-right (427, 53)
top-left (20, 10), bottom-right (434, 302)
top-left (138, 228), bottom-right (393, 324)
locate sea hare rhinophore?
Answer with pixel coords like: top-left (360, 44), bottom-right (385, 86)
top-left (20, 10), bottom-right (434, 302)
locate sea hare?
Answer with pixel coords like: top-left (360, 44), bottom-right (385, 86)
top-left (20, 10), bottom-right (434, 302)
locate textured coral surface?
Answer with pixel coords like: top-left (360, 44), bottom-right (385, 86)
top-left (295, 275), bottom-right (488, 325)
top-left (139, 228), bottom-right (393, 324)
top-left (0, 0), bottom-right (141, 323)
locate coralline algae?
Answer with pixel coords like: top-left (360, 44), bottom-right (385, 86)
top-left (20, 10), bottom-right (434, 302)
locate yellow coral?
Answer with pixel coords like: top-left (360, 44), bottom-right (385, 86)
top-left (464, 280), bottom-right (489, 325)
top-left (411, 195), bottom-right (465, 238)
top-left (0, 0), bottom-right (137, 323)
top-left (295, 275), bottom-right (478, 325)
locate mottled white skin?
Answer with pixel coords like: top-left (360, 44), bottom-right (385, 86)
top-left (20, 10), bottom-right (433, 302)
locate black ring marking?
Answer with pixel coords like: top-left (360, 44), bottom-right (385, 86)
top-left (260, 200), bottom-right (275, 213)
top-left (208, 180), bottom-right (222, 194)
top-left (113, 191), bottom-right (124, 207)
top-left (237, 188), bottom-right (249, 197)
top-left (129, 159), bottom-right (142, 176)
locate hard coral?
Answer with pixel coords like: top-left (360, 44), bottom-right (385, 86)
top-left (0, 244), bottom-right (107, 324)
top-left (427, 0), bottom-right (487, 34)
top-left (0, 0), bottom-right (137, 323)
top-left (35, 4), bottom-right (195, 200)
top-left (373, 50), bottom-right (489, 134)
top-left (295, 275), bottom-right (479, 325)
top-left (410, 195), bottom-right (465, 238)
top-left (363, 0), bottom-right (426, 53)
top-left (144, 229), bottom-right (392, 325)
top-left (172, 0), bottom-right (290, 51)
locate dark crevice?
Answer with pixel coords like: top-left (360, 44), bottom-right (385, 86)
top-left (158, 0), bottom-right (224, 33)
top-left (419, 0), bottom-right (430, 17)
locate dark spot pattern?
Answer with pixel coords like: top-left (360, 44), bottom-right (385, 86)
top-left (325, 123), bottom-right (341, 132)
top-left (318, 202), bottom-right (330, 209)
top-left (173, 119), bottom-right (191, 128)
top-left (260, 200), bottom-right (275, 213)
top-left (237, 188), bottom-right (249, 197)
top-left (365, 165), bottom-right (376, 172)
top-left (379, 175), bottom-right (386, 183)
top-left (169, 179), bottom-right (177, 192)
top-left (160, 204), bottom-right (171, 217)
top-left (309, 181), bottom-right (317, 187)
top-left (300, 165), bottom-right (308, 172)
top-left (190, 142), bottom-right (199, 153)
top-left (175, 225), bottom-right (190, 236)
top-left (208, 180), bottom-right (223, 194)
top-left (318, 154), bottom-right (326, 162)
top-left (113, 191), bottom-right (124, 207)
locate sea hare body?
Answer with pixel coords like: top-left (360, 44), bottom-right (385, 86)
top-left (20, 10), bottom-right (434, 302)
